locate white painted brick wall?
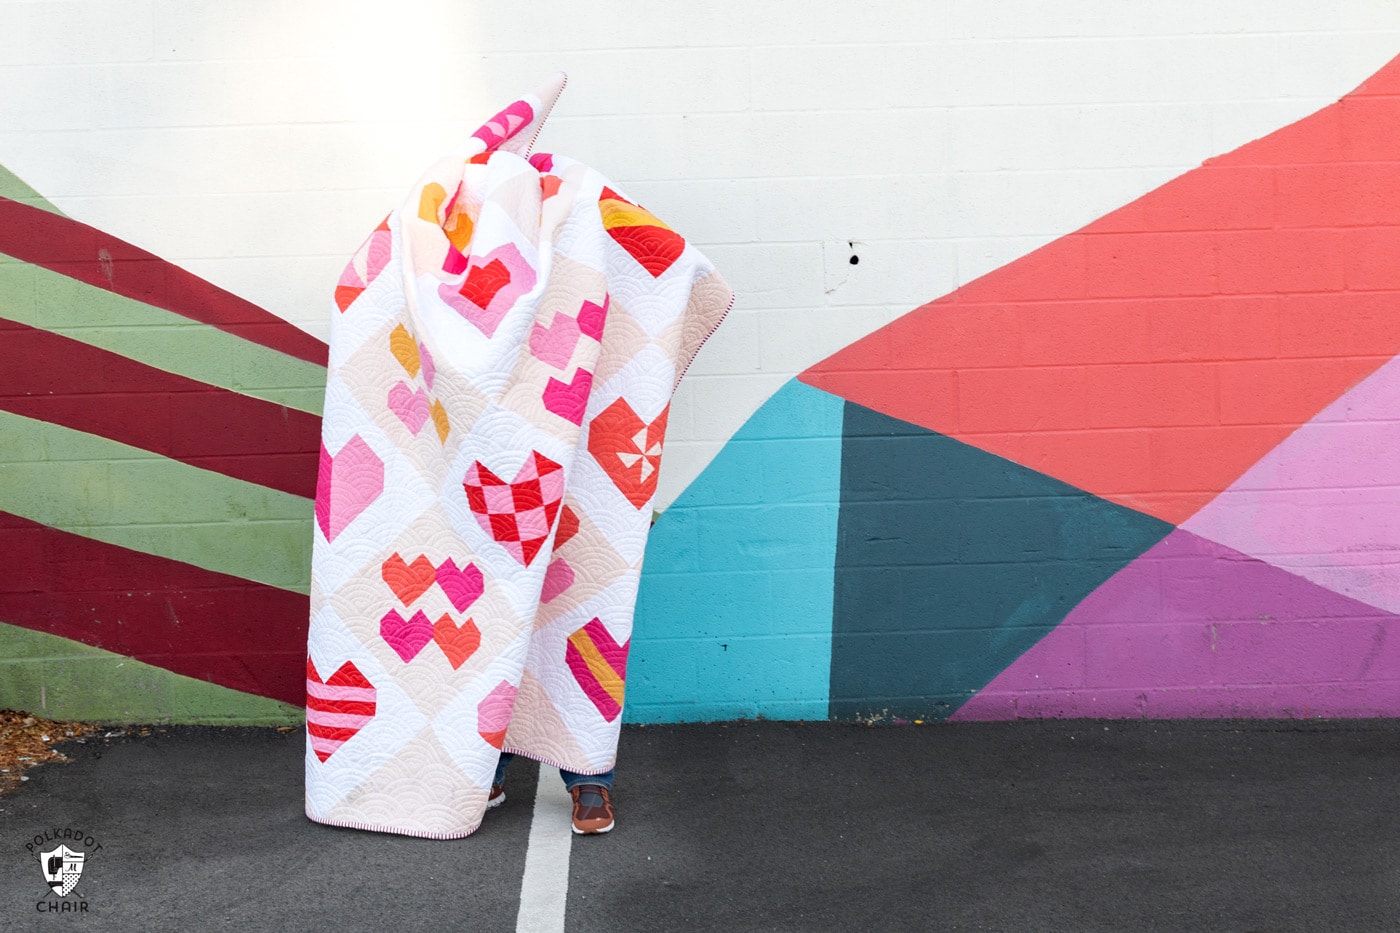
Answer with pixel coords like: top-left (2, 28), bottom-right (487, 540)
top-left (3, 0), bottom-right (1399, 508)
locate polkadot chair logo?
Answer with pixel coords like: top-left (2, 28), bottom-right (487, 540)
top-left (24, 828), bottom-right (101, 914)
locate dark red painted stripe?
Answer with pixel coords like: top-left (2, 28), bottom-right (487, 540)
top-left (0, 511), bottom-right (308, 706)
top-left (0, 317), bottom-right (320, 499)
top-left (0, 196), bottom-right (328, 366)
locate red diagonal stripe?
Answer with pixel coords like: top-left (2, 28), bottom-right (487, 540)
top-left (0, 196), bottom-right (327, 366)
top-left (0, 318), bottom-right (320, 499)
top-left (0, 511), bottom-right (307, 705)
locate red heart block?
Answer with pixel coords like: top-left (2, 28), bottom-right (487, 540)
top-left (433, 614), bottom-right (481, 669)
top-left (382, 553), bottom-right (436, 606)
top-left (598, 187), bottom-right (686, 278)
top-left (463, 451), bottom-right (564, 566)
top-left (435, 558), bottom-right (485, 613)
top-left (306, 657), bottom-right (377, 762)
top-left (380, 609), bottom-right (434, 662)
top-left (587, 398), bottom-right (670, 509)
top-left (459, 258), bottom-right (510, 310)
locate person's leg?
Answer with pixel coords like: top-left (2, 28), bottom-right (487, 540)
top-left (487, 753), bottom-right (514, 809)
top-left (560, 768), bottom-right (616, 834)
top-left (559, 768), bottom-right (613, 790)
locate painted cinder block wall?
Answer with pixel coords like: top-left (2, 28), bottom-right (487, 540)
top-left (3, 2), bottom-right (1400, 723)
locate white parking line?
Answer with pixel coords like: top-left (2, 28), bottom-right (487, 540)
top-left (515, 765), bottom-right (573, 933)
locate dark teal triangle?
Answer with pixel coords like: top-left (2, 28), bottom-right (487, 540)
top-left (830, 401), bottom-right (1174, 721)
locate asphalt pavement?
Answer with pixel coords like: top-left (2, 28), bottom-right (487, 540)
top-left (1, 719), bottom-right (1399, 931)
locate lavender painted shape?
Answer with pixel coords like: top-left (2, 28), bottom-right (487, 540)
top-left (1183, 353), bottom-right (1400, 616)
top-left (953, 529), bottom-right (1400, 720)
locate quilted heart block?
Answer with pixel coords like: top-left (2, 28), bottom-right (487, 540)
top-left (478, 680), bottom-right (518, 749)
top-left (334, 217), bottom-right (392, 313)
top-left (587, 398), bottom-right (670, 508)
top-left (565, 618), bottom-right (629, 722)
top-left (439, 243), bottom-right (537, 338)
top-left (315, 436), bottom-right (384, 542)
top-left (434, 614), bottom-right (481, 669)
top-left (436, 558), bottom-right (485, 612)
top-left (463, 451), bottom-right (564, 566)
top-left (388, 381), bottom-right (430, 435)
top-left (381, 608), bottom-right (434, 663)
top-left (382, 553), bottom-right (436, 606)
top-left (599, 187), bottom-right (686, 278)
top-left (306, 657), bottom-right (377, 762)
top-left (472, 99), bottom-right (534, 150)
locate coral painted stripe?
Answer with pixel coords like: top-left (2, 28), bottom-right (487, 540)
top-left (0, 196), bottom-right (327, 366)
top-left (800, 56), bottom-right (1400, 526)
top-left (0, 511), bottom-right (307, 705)
top-left (0, 318), bottom-right (320, 499)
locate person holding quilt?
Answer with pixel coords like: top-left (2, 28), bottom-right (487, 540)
top-left (304, 75), bottom-right (733, 839)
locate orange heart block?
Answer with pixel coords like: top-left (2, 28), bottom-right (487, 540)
top-left (587, 398), bottom-right (670, 509)
top-left (382, 553), bottom-right (437, 606)
top-left (598, 186), bottom-right (685, 278)
top-left (433, 614), bottom-right (481, 669)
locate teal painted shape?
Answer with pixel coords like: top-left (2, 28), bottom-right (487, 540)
top-left (627, 379), bottom-right (844, 722)
top-left (830, 401), bottom-right (1175, 721)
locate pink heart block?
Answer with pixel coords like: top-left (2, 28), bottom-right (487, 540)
top-left (334, 217), bottom-right (392, 313)
top-left (542, 368), bottom-right (593, 425)
top-left (477, 679), bottom-right (519, 748)
top-left (541, 558), bottom-right (575, 603)
top-left (438, 242), bottom-right (537, 338)
top-left (418, 342), bottom-right (436, 390)
top-left (381, 608), bottom-right (434, 662)
top-left (436, 558), bottom-right (485, 612)
top-left (388, 381), bottom-right (430, 435)
top-left (315, 436), bottom-right (385, 542)
top-left (529, 310), bottom-right (582, 370)
top-left (472, 99), bottom-right (534, 149)
top-left (575, 296), bottom-right (608, 341)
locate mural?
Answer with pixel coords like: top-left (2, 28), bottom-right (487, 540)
top-left (0, 167), bottom-right (322, 723)
top-left (631, 54), bottom-right (1400, 722)
top-left (6, 51), bottom-right (1400, 725)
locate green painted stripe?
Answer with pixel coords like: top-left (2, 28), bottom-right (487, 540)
top-left (0, 411), bottom-right (312, 593)
top-left (0, 254), bottom-right (325, 414)
top-left (0, 621), bottom-right (302, 725)
top-left (0, 165), bottom-right (66, 216)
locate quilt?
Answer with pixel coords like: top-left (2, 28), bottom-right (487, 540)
top-left (304, 74), bottom-right (732, 838)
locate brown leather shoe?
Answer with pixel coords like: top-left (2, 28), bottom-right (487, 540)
top-left (569, 784), bottom-right (615, 834)
top-left (487, 784), bottom-right (506, 809)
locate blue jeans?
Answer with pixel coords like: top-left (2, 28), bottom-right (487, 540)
top-left (493, 752), bottom-right (614, 790)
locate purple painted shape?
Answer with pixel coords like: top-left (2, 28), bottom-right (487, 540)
top-left (953, 528), bottom-right (1400, 720)
top-left (1183, 353), bottom-right (1400, 616)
